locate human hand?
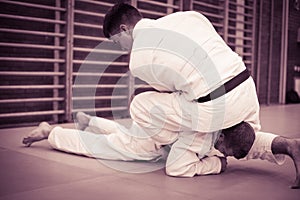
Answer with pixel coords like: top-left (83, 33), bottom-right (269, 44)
top-left (218, 156), bottom-right (227, 173)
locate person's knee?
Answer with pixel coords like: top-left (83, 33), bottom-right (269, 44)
top-left (165, 160), bottom-right (192, 177)
top-left (165, 166), bottom-right (193, 177)
top-left (130, 91), bottom-right (156, 123)
top-left (47, 127), bottom-right (62, 148)
top-left (130, 92), bottom-right (156, 109)
top-left (165, 164), bottom-right (181, 177)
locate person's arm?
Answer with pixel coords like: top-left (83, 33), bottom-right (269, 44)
top-left (165, 132), bottom-right (226, 177)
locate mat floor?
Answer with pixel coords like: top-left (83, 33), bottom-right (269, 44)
top-left (0, 105), bottom-right (299, 200)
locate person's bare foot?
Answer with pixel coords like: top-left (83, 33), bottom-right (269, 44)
top-left (22, 122), bottom-right (52, 147)
top-left (76, 112), bottom-right (91, 130)
top-left (288, 139), bottom-right (300, 189)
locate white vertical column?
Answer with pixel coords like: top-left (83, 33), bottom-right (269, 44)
top-left (167, 0), bottom-right (174, 14)
top-left (279, 0), bottom-right (289, 104)
top-left (223, 0), bottom-right (229, 43)
top-left (53, 0), bottom-right (61, 122)
top-left (65, 0), bottom-right (74, 122)
top-left (235, 0), bottom-right (245, 57)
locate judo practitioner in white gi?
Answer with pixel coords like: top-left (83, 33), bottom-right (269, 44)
top-left (23, 112), bottom-right (254, 174)
top-left (101, 3), bottom-right (300, 188)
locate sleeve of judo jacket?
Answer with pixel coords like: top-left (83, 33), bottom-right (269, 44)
top-left (165, 132), bottom-right (222, 177)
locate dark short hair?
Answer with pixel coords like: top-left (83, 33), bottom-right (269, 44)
top-left (222, 121), bottom-right (255, 159)
top-left (103, 3), bottom-right (142, 38)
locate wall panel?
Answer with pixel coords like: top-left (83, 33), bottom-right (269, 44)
top-left (0, 0), bottom-right (258, 127)
top-left (0, 0), bottom-right (67, 127)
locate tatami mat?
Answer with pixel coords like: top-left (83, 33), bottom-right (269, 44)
top-left (0, 105), bottom-right (299, 200)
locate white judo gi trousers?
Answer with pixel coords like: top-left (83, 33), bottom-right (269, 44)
top-left (48, 117), bottom-right (226, 175)
top-left (48, 117), bottom-right (167, 162)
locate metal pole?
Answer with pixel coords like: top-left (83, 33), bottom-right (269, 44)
top-left (279, 0), bottom-right (289, 104)
top-left (53, 0), bottom-right (60, 122)
top-left (256, 0), bottom-right (264, 95)
top-left (223, 0), bottom-right (229, 43)
top-left (65, 0), bottom-right (74, 122)
top-left (267, 0), bottom-right (274, 105)
top-left (167, 0), bottom-right (174, 14)
top-left (251, 0), bottom-right (257, 78)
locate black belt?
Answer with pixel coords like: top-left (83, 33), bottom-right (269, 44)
top-left (196, 69), bottom-right (250, 103)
